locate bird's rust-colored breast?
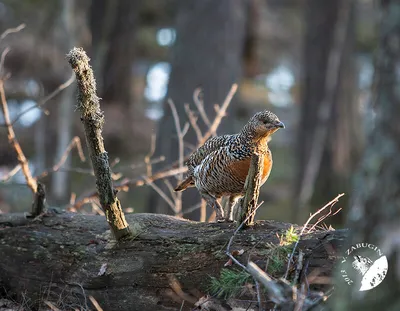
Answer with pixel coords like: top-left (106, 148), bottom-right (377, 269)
top-left (227, 158), bottom-right (252, 181)
top-left (226, 152), bottom-right (273, 183)
top-left (261, 153), bottom-right (273, 183)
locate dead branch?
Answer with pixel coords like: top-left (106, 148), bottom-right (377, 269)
top-left (36, 136), bottom-right (86, 179)
top-left (0, 47), bottom-right (10, 75)
top-left (66, 47), bottom-right (130, 240)
top-left (89, 296), bottom-right (103, 311)
top-left (30, 182), bottom-right (46, 217)
top-left (0, 164), bottom-right (21, 182)
top-left (144, 134), bottom-right (156, 176)
top-left (200, 83), bottom-right (238, 145)
top-left (193, 88), bottom-right (212, 131)
top-left (9, 72), bottom-right (75, 126)
top-left (184, 103), bottom-right (203, 142)
top-left (0, 23), bottom-right (25, 41)
top-left (168, 99), bottom-right (189, 215)
top-left (247, 262), bottom-right (286, 305)
top-left (238, 153), bottom-right (264, 226)
top-left (283, 193), bottom-right (344, 280)
top-left (0, 78), bottom-right (37, 193)
top-left (143, 176), bottom-right (177, 214)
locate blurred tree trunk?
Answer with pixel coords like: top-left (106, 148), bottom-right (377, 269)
top-left (293, 0), bottom-right (361, 223)
top-left (52, 0), bottom-right (77, 204)
top-left (332, 1), bottom-right (400, 309)
top-left (89, 0), bottom-right (118, 92)
top-left (149, 0), bottom-right (248, 217)
top-left (90, 0), bottom-right (142, 153)
top-left (92, 0), bottom-right (137, 107)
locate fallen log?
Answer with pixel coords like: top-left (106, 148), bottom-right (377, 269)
top-left (0, 213), bottom-right (347, 311)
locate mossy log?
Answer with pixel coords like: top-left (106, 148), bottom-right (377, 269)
top-left (0, 213), bottom-right (347, 311)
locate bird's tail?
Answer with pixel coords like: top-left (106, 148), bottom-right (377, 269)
top-left (174, 176), bottom-right (195, 192)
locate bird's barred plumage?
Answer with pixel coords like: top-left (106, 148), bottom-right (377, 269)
top-left (175, 110), bottom-right (284, 221)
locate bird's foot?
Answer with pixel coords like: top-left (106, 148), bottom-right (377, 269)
top-left (215, 213), bottom-right (226, 223)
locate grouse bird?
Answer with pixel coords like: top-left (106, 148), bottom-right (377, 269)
top-left (175, 110), bottom-right (284, 221)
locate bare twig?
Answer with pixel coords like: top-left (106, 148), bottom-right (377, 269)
top-left (0, 164), bottom-right (21, 182)
top-left (144, 134), bottom-right (156, 176)
top-left (36, 136), bottom-right (86, 179)
top-left (89, 296), bottom-right (103, 311)
top-left (184, 103), bottom-right (203, 142)
top-left (0, 78), bottom-right (37, 192)
top-left (247, 262), bottom-right (286, 305)
top-left (91, 202), bottom-right (105, 216)
top-left (293, 283), bottom-right (306, 311)
top-left (0, 24), bottom-right (25, 41)
top-left (254, 280), bottom-right (263, 311)
top-left (306, 204), bottom-right (342, 233)
top-left (193, 88), bottom-right (212, 130)
top-left (9, 72), bottom-right (75, 126)
top-left (283, 193), bottom-right (344, 280)
top-left (293, 250), bottom-right (304, 286)
top-left (200, 83), bottom-right (238, 144)
top-left (181, 202), bottom-right (201, 216)
top-left (168, 99), bottom-right (189, 216)
top-left (143, 176), bottom-right (177, 214)
top-left (168, 275), bottom-right (197, 305)
top-left (44, 301), bottom-right (61, 311)
top-left (103, 156), bottom-right (165, 173)
top-left (70, 193), bottom-right (76, 206)
top-left (163, 179), bottom-right (177, 202)
top-left (0, 47), bottom-right (10, 74)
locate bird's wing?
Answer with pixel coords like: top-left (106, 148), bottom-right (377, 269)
top-left (193, 146), bottom-right (249, 195)
top-left (174, 135), bottom-right (234, 192)
top-left (186, 135), bottom-right (234, 174)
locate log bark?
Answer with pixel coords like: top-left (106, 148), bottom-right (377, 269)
top-left (0, 213), bottom-right (347, 311)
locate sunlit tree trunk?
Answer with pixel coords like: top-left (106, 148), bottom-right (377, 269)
top-left (149, 0), bottom-right (248, 217)
top-left (332, 1), bottom-right (400, 309)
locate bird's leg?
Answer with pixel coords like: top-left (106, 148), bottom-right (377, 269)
top-left (214, 200), bottom-right (225, 222)
top-left (201, 193), bottom-right (225, 222)
top-left (225, 195), bottom-right (239, 222)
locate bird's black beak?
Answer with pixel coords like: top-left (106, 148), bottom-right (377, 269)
top-left (275, 121), bottom-right (285, 129)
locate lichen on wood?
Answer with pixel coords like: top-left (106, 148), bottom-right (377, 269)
top-left (0, 212), bottom-right (346, 311)
top-left (66, 47), bottom-right (130, 240)
top-left (237, 153), bottom-right (264, 227)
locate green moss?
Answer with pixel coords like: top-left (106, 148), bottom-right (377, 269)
top-left (283, 226), bottom-right (299, 245)
top-left (261, 227), bottom-right (299, 275)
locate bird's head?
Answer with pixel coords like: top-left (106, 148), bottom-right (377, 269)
top-left (243, 110), bottom-right (285, 139)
